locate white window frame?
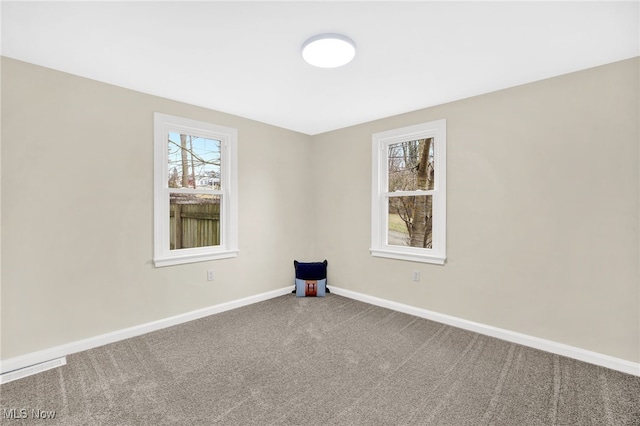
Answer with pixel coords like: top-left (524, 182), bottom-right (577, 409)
top-left (153, 113), bottom-right (238, 267)
top-left (370, 119), bottom-right (446, 265)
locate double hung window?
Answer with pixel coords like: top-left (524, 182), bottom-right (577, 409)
top-left (154, 113), bottom-right (238, 267)
top-left (371, 119), bottom-right (446, 264)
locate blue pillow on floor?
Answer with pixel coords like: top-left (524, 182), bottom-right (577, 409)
top-left (293, 260), bottom-right (329, 296)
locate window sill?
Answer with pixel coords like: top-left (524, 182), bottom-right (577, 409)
top-left (154, 250), bottom-right (239, 267)
top-left (370, 248), bottom-right (445, 265)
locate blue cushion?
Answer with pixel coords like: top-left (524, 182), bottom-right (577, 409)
top-left (294, 260), bottom-right (327, 280)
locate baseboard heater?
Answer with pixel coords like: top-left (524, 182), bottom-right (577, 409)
top-left (0, 357), bottom-right (67, 385)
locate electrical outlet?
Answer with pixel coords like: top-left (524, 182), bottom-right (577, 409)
top-left (412, 270), bottom-right (420, 282)
top-left (207, 270), bottom-right (215, 281)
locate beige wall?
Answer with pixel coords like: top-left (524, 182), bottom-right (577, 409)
top-left (312, 57), bottom-right (640, 363)
top-left (2, 56), bottom-right (638, 364)
top-left (0, 57), bottom-right (313, 359)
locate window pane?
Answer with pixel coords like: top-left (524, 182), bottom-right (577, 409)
top-left (388, 138), bottom-right (434, 192)
top-left (168, 132), bottom-right (221, 189)
top-left (388, 195), bottom-right (433, 248)
top-left (170, 193), bottom-right (221, 250)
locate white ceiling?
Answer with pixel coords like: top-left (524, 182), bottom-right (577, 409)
top-left (1, 1), bottom-right (638, 135)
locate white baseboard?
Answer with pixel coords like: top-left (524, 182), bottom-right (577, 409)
top-left (3, 285), bottom-right (637, 382)
top-left (330, 286), bottom-right (640, 377)
top-left (0, 286), bottom-right (292, 382)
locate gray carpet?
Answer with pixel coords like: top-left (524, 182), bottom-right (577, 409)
top-left (1, 294), bottom-right (639, 425)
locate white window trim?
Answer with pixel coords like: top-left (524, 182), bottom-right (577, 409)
top-left (370, 119), bottom-right (447, 265)
top-left (153, 113), bottom-right (238, 267)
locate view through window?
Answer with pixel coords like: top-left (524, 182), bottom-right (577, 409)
top-left (167, 133), bottom-right (221, 250)
top-left (387, 138), bottom-right (435, 248)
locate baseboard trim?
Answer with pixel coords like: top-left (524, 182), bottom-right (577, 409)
top-left (330, 286), bottom-right (640, 377)
top-left (4, 285), bottom-right (637, 381)
top-left (0, 286), bottom-right (292, 380)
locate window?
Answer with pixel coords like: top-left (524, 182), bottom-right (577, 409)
top-left (371, 119), bottom-right (446, 264)
top-left (154, 113), bottom-right (238, 267)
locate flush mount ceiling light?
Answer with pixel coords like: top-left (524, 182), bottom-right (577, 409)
top-left (301, 33), bottom-right (356, 68)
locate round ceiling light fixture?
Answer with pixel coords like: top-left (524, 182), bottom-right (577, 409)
top-left (301, 33), bottom-right (356, 68)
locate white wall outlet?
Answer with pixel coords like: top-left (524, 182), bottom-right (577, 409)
top-left (207, 270), bottom-right (215, 281)
top-left (412, 270), bottom-right (420, 282)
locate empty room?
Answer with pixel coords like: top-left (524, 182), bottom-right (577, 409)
top-left (1, 1), bottom-right (639, 425)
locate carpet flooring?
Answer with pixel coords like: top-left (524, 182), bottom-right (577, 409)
top-left (1, 294), bottom-right (639, 425)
